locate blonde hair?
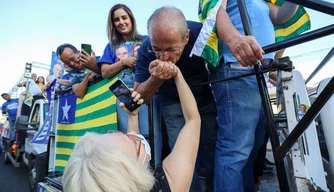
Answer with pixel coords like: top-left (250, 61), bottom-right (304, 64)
top-left (62, 132), bottom-right (155, 192)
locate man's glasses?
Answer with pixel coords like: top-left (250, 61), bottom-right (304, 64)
top-left (147, 35), bottom-right (188, 59)
top-left (147, 48), bottom-right (182, 58)
top-left (63, 54), bottom-right (78, 66)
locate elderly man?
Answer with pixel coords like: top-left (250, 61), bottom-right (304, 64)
top-left (56, 43), bottom-right (100, 98)
top-left (17, 73), bottom-right (37, 87)
top-left (56, 63), bottom-right (73, 94)
top-left (47, 63), bottom-right (64, 83)
top-left (135, 6), bottom-right (217, 192)
top-left (1, 93), bottom-right (19, 141)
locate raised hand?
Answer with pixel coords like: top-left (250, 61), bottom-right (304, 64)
top-left (226, 35), bottom-right (264, 67)
top-left (149, 60), bottom-right (178, 80)
top-left (80, 49), bottom-right (97, 68)
top-left (119, 88), bottom-right (144, 115)
top-left (122, 57), bottom-right (136, 68)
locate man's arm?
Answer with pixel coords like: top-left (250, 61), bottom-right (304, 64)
top-left (1, 104), bottom-right (8, 114)
top-left (57, 79), bottom-right (71, 87)
top-left (87, 64), bottom-right (101, 75)
top-left (267, 2), bottom-right (299, 25)
top-left (71, 72), bottom-right (92, 99)
top-left (216, 1), bottom-right (264, 66)
top-left (17, 82), bottom-right (26, 87)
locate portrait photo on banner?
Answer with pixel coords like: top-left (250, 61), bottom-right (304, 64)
top-left (48, 51), bottom-right (64, 83)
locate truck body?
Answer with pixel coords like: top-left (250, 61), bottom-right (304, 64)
top-left (276, 67), bottom-right (329, 191)
top-left (308, 77), bottom-right (334, 189)
top-left (1, 95), bottom-right (49, 191)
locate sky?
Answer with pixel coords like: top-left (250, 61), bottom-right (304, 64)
top-left (0, 0), bottom-right (333, 105)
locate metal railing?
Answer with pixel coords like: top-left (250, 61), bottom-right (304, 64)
top-left (236, 0), bottom-right (334, 191)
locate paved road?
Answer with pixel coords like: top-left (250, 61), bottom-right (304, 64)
top-left (261, 143), bottom-right (280, 192)
top-left (261, 168), bottom-right (280, 192)
top-left (0, 152), bottom-right (30, 192)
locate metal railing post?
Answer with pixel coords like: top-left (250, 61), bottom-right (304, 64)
top-left (286, 0), bottom-right (334, 16)
top-left (275, 76), bottom-right (334, 160)
top-left (236, 0), bottom-right (290, 191)
top-left (263, 24), bottom-right (334, 54)
top-left (305, 47), bottom-right (334, 84)
top-left (148, 100), bottom-right (155, 169)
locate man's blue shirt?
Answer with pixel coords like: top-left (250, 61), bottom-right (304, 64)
top-left (221, 0), bottom-right (275, 63)
top-left (68, 69), bottom-right (87, 85)
top-left (2, 98), bottom-right (19, 118)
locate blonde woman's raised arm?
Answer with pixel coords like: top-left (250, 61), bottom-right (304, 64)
top-left (162, 67), bottom-right (201, 192)
top-left (119, 89), bottom-right (144, 134)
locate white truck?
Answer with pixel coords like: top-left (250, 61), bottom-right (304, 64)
top-left (2, 95), bottom-right (50, 192)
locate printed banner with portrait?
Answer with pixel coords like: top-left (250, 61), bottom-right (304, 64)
top-left (48, 51), bottom-right (64, 83)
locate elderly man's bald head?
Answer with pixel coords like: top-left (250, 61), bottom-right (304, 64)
top-left (147, 6), bottom-right (188, 41)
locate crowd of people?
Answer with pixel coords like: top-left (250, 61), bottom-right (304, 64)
top-left (1, 60), bottom-right (72, 141)
top-left (16, 61), bottom-right (72, 95)
top-left (1, 0), bottom-right (303, 191)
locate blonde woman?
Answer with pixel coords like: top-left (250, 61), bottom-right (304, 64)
top-left (62, 65), bottom-right (201, 192)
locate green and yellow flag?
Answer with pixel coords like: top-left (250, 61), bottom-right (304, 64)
top-left (190, 0), bottom-right (223, 69)
top-left (192, 0), bottom-right (311, 69)
top-left (55, 77), bottom-right (118, 172)
top-left (265, 0), bottom-right (311, 42)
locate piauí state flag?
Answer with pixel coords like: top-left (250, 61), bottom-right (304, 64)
top-left (55, 77), bottom-right (118, 172)
top-left (58, 93), bottom-right (76, 124)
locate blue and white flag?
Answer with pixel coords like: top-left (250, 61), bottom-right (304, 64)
top-left (30, 79), bottom-right (56, 144)
top-left (58, 94), bottom-right (76, 124)
top-left (49, 51), bottom-right (64, 82)
top-left (24, 81), bottom-right (42, 107)
top-left (46, 79), bottom-right (57, 109)
top-left (30, 113), bottom-right (52, 144)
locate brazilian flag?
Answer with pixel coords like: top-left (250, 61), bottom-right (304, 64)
top-left (191, 0), bottom-right (223, 70)
top-left (55, 77), bottom-right (118, 171)
top-left (265, 0), bottom-right (311, 42)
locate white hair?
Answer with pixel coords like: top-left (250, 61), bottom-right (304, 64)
top-left (147, 6), bottom-right (188, 40)
top-left (62, 132), bottom-right (155, 192)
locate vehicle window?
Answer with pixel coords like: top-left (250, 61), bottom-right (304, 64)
top-left (31, 104), bottom-right (40, 123)
top-left (44, 103), bottom-right (49, 121)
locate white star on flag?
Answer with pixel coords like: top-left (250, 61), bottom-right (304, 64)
top-left (62, 99), bottom-right (71, 121)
